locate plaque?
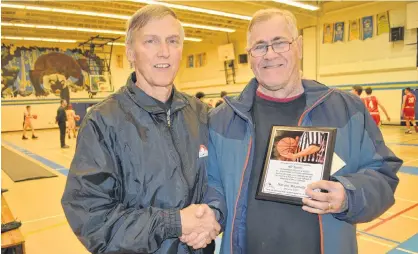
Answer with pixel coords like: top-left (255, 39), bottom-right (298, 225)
top-left (256, 126), bottom-right (337, 205)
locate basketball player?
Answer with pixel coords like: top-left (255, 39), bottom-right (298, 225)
top-left (66, 104), bottom-right (77, 139)
top-left (402, 87), bottom-right (417, 134)
top-left (22, 105), bottom-right (38, 140)
top-left (363, 87), bottom-right (390, 126)
top-left (281, 131), bottom-right (327, 164)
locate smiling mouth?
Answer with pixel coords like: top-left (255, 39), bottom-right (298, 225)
top-left (263, 64), bottom-right (284, 69)
top-left (154, 64), bottom-right (171, 68)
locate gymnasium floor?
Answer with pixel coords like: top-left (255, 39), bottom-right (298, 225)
top-left (1, 125), bottom-right (418, 254)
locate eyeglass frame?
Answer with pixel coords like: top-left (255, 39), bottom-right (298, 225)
top-left (247, 39), bottom-right (296, 58)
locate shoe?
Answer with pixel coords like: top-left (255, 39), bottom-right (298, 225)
top-left (68, 136), bottom-right (71, 139)
top-left (22, 136), bottom-right (28, 140)
top-left (32, 135), bottom-right (38, 139)
top-left (406, 130), bottom-right (413, 134)
top-left (61, 145), bottom-right (70, 148)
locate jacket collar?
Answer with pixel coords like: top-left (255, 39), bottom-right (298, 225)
top-left (224, 77), bottom-right (333, 121)
top-left (125, 72), bottom-right (188, 114)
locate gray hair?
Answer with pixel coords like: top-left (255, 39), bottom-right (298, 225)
top-left (247, 8), bottom-right (299, 48)
top-left (125, 4), bottom-right (184, 46)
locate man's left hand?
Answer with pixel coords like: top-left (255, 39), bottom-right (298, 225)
top-left (302, 180), bottom-right (347, 214)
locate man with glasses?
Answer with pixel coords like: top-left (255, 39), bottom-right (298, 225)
top-left (196, 8), bottom-right (401, 254)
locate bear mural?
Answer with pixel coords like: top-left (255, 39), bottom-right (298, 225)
top-left (1, 45), bottom-right (105, 102)
top-left (29, 52), bottom-right (90, 103)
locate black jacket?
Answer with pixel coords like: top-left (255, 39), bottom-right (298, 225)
top-left (61, 73), bottom-right (210, 253)
top-left (56, 106), bottom-right (67, 124)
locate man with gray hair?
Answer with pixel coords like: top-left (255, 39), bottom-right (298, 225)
top-left (198, 8), bottom-right (401, 254)
top-left (62, 4), bottom-right (219, 253)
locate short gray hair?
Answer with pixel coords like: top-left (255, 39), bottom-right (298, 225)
top-left (125, 4), bottom-right (184, 45)
top-left (247, 8), bottom-right (299, 47)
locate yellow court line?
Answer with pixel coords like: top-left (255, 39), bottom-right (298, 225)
top-left (383, 211), bottom-right (418, 221)
top-left (358, 236), bottom-right (395, 248)
top-left (23, 221), bottom-right (68, 237)
top-left (404, 158), bottom-right (418, 165)
top-left (22, 214), bottom-right (65, 224)
top-left (395, 197), bottom-right (418, 203)
top-left (397, 248), bottom-right (418, 254)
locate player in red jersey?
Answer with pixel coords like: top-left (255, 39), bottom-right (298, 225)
top-left (363, 87), bottom-right (390, 126)
top-left (402, 87), bottom-right (417, 134)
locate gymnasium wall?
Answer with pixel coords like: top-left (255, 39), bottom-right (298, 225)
top-left (315, 1), bottom-right (418, 124)
top-left (1, 41), bottom-right (132, 132)
top-left (178, 31), bottom-right (253, 95)
top-left (176, 2), bottom-right (418, 124)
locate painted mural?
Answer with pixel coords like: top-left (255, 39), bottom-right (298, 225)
top-left (1, 44), bottom-right (112, 103)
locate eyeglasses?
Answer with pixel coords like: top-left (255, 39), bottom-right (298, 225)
top-left (248, 40), bottom-right (294, 57)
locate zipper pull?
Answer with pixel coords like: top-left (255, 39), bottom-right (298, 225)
top-left (167, 109), bottom-right (171, 127)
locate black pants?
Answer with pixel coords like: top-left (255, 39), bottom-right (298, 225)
top-left (58, 122), bottom-right (66, 147)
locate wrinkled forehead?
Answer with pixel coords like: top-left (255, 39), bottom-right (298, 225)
top-left (136, 16), bottom-right (183, 39)
top-left (248, 16), bottom-right (294, 46)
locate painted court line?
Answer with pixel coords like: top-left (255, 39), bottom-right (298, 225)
top-left (358, 236), bottom-right (395, 248)
top-left (357, 230), bottom-right (401, 244)
top-left (1, 140), bottom-right (69, 176)
top-left (384, 211), bottom-right (418, 221)
top-left (364, 203), bottom-right (418, 232)
top-left (22, 214), bottom-right (65, 224)
top-left (395, 197), bottom-right (418, 203)
top-left (404, 159), bottom-right (418, 165)
top-left (396, 248), bottom-right (418, 254)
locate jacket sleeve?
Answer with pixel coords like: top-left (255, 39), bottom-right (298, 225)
top-left (332, 109), bottom-right (402, 224)
top-left (61, 118), bottom-right (182, 254)
top-left (204, 128), bottom-right (227, 231)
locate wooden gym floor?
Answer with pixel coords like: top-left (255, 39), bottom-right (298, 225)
top-left (1, 126), bottom-right (418, 254)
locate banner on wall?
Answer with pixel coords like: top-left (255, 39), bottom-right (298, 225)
top-left (333, 22), bottom-right (345, 42)
top-left (377, 11), bottom-right (390, 35)
top-left (348, 19), bottom-right (360, 41)
top-left (323, 23), bottom-right (334, 43)
top-left (361, 16), bottom-right (374, 40)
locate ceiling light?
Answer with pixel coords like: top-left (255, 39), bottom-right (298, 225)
top-left (107, 42), bottom-right (126, 46)
top-left (1, 22), bottom-right (202, 42)
top-left (181, 23), bottom-right (235, 33)
top-left (273, 0), bottom-right (319, 11)
top-left (1, 36), bottom-right (76, 43)
top-left (0, 3), bottom-right (235, 32)
top-left (131, 0), bottom-right (252, 20)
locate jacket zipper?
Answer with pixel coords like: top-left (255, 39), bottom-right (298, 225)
top-left (166, 108), bottom-right (194, 254)
top-left (226, 89), bottom-right (334, 254)
top-left (167, 109), bottom-right (171, 127)
top-left (226, 100), bottom-right (255, 254)
top-left (297, 88), bottom-right (334, 254)
top-left (166, 109), bottom-right (189, 200)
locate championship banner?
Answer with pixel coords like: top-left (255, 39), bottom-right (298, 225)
top-left (361, 16), bottom-right (374, 40)
top-left (349, 19), bottom-right (360, 41)
top-left (377, 11), bottom-right (390, 35)
top-left (323, 23), bottom-right (334, 43)
top-left (333, 22), bottom-right (345, 42)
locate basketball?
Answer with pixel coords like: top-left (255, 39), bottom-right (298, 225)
top-left (74, 115), bottom-right (80, 121)
top-left (32, 114), bottom-right (38, 119)
top-left (276, 137), bottom-right (297, 156)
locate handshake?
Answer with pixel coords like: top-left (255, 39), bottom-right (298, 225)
top-left (179, 204), bottom-right (221, 249)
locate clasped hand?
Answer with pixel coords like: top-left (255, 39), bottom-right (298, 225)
top-left (179, 204), bottom-right (220, 249)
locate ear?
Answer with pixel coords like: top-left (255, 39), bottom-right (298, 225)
top-left (126, 45), bottom-right (136, 66)
top-left (296, 35), bottom-right (303, 59)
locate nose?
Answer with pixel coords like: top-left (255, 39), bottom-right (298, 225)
top-left (263, 45), bottom-right (279, 60)
top-left (157, 42), bottom-right (170, 58)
